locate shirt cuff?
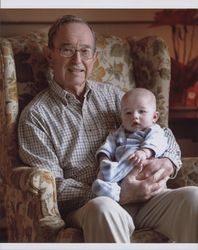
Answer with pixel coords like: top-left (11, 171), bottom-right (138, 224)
top-left (160, 152), bottom-right (182, 179)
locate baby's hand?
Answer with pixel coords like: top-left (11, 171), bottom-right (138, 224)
top-left (128, 150), bottom-right (147, 167)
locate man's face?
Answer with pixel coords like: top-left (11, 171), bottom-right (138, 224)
top-left (48, 22), bottom-right (97, 92)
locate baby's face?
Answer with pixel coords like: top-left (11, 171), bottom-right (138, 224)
top-left (121, 94), bottom-right (158, 133)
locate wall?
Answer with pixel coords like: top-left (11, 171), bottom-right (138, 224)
top-left (1, 9), bottom-right (197, 61)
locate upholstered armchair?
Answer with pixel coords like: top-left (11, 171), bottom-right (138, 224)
top-left (0, 31), bottom-right (197, 243)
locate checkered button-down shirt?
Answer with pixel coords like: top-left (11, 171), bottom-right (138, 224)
top-left (18, 80), bottom-right (181, 213)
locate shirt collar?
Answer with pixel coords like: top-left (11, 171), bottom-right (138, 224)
top-left (49, 79), bottom-right (93, 104)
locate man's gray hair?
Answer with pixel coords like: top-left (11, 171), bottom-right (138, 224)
top-left (48, 15), bottom-right (96, 49)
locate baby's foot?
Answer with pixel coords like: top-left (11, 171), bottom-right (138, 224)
top-left (99, 159), bottom-right (118, 181)
top-left (92, 179), bottom-right (121, 202)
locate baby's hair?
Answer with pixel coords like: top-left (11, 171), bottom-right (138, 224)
top-left (121, 88), bottom-right (157, 110)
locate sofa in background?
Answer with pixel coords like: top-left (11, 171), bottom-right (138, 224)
top-left (0, 31), bottom-right (197, 243)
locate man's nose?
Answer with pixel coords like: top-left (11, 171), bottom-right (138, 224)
top-left (71, 50), bottom-right (82, 62)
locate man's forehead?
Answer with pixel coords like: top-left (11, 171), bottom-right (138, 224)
top-left (57, 22), bottom-right (92, 36)
top-left (54, 23), bottom-right (94, 44)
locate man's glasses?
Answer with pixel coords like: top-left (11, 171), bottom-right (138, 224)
top-left (56, 46), bottom-right (95, 60)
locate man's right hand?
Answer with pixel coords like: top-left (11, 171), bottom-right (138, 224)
top-left (119, 164), bottom-right (168, 205)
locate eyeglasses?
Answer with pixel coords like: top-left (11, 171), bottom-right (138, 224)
top-left (56, 46), bottom-right (95, 60)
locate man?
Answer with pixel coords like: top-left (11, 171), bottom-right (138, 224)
top-left (18, 15), bottom-right (198, 243)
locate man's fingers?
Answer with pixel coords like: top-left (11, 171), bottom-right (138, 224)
top-left (128, 165), bottom-right (143, 176)
top-left (148, 168), bottom-right (165, 183)
top-left (149, 175), bottom-right (169, 195)
top-left (128, 153), bottom-right (135, 160)
top-left (158, 176), bottom-right (169, 187)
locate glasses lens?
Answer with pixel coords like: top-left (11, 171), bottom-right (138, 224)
top-left (60, 47), bottom-right (74, 57)
top-left (80, 48), bottom-right (94, 59)
top-left (59, 46), bottom-right (94, 59)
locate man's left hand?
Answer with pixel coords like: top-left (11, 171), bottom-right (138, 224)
top-left (136, 158), bottom-right (174, 181)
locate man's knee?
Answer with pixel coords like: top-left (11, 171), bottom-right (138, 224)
top-left (173, 186), bottom-right (198, 242)
top-left (172, 186), bottom-right (198, 220)
top-left (80, 197), bottom-right (134, 242)
top-left (182, 186), bottom-right (198, 210)
top-left (84, 196), bottom-right (134, 230)
top-left (85, 196), bottom-right (124, 215)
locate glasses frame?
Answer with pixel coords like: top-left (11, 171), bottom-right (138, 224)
top-left (55, 46), bottom-right (96, 60)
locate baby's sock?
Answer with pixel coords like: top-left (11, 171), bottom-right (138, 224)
top-left (92, 179), bottom-right (121, 202)
top-left (99, 159), bottom-right (118, 181)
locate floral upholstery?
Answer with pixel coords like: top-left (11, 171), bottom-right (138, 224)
top-left (92, 34), bottom-right (135, 92)
top-left (129, 36), bottom-right (171, 127)
top-left (168, 157), bottom-right (198, 189)
top-left (0, 31), bottom-right (197, 243)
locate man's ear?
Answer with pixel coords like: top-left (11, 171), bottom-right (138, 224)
top-left (93, 50), bottom-right (98, 63)
top-left (153, 111), bottom-right (159, 123)
top-left (43, 46), bottom-right (54, 68)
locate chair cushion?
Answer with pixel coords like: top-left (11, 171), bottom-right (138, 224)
top-left (91, 34), bottom-right (135, 91)
top-left (168, 157), bottom-right (198, 188)
top-left (129, 36), bottom-right (171, 127)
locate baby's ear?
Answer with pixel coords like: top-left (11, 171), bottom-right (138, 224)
top-left (153, 111), bottom-right (159, 123)
top-left (43, 46), bottom-right (54, 68)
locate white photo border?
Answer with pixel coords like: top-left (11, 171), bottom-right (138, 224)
top-left (1, 0), bottom-right (198, 8)
top-left (0, 1), bottom-right (197, 250)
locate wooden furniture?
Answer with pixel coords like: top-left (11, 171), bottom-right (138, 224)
top-left (169, 106), bottom-right (198, 142)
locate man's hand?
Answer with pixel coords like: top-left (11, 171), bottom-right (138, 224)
top-left (136, 158), bottom-right (174, 181)
top-left (119, 158), bottom-right (174, 205)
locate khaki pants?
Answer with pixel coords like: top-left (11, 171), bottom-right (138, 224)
top-left (64, 186), bottom-right (198, 243)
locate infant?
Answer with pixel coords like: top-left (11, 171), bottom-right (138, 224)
top-left (92, 88), bottom-right (168, 201)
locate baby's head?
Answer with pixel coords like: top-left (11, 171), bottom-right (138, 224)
top-left (121, 88), bottom-right (159, 132)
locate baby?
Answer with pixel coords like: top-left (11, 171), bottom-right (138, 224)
top-left (92, 88), bottom-right (168, 201)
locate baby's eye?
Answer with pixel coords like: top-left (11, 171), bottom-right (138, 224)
top-left (139, 110), bottom-right (146, 114)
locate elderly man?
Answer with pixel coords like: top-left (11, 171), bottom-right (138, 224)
top-left (18, 15), bottom-right (198, 243)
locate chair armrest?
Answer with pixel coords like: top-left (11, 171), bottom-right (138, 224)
top-left (10, 165), bottom-right (64, 217)
top-left (168, 157), bottom-right (198, 188)
top-left (9, 166), bottom-right (42, 193)
top-left (7, 166), bottom-right (65, 242)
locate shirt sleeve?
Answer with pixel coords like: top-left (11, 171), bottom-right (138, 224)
top-left (18, 110), bottom-right (95, 213)
top-left (141, 124), bottom-right (168, 157)
top-left (160, 127), bottom-right (182, 178)
top-left (96, 131), bottom-right (117, 160)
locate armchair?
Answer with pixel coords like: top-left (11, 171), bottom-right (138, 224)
top-left (0, 31), bottom-right (197, 243)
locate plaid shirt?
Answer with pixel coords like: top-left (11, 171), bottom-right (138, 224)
top-left (18, 80), bottom-right (182, 213)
